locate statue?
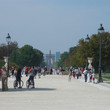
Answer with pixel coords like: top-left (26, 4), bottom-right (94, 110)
top-left (4, 57), bottom-right (8, 71)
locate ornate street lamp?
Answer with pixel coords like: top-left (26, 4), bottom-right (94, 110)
top-left (97, 24), bottom-right (104, 83)
top-left (85, 34), bottom-right (90, 69)
top-left (2, 33), bottom-right (11, 91)
top-left (6, 33), bottom-right (11, 75)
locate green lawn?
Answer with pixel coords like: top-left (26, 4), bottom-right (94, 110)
top-left (96, 73), bottom-right (110, 81)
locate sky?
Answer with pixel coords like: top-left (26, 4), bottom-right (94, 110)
top-left (0, 0), bottom-right (110, 54)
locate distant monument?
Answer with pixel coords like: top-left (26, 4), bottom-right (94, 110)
top-left (45, 50), bottom-right (55, 68)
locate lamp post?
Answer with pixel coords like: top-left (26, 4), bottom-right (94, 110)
top-left (85, 34), bottom-right (90, 69)
top-left (6, 33), bottom-right (11, 76)
top-left (2, 33), bottom-right (11, 91)
top-left (97, 24), bottom-right (104, 83)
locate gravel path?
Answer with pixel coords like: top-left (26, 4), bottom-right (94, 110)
top-left (0, 75), bottom-right (110, 110)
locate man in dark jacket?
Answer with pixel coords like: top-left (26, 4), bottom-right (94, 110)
top-left (16, 66), bottom-right (22, 88)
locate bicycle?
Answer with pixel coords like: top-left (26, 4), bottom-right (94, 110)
top-left (26, 80), bottom-right (35, 88)
top-left (13, 80), bottom-right (24, 89)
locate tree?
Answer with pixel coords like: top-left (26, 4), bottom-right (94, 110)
top-left (61, 32), bottom-right (110, 72)
top-left (10, 45), bottom-right (43, 67)
top-left (0, 41), bottom-right (19, 68)
top-left (56, 52), bottom-right (69, 68)
top-left (0, 60), bottom-right (5, 68)
top-left (0, 41), bottom-right (18, 60)
top-left (0, 44), bottom-right (7, 59)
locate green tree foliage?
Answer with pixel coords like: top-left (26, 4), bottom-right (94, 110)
top-left (64, 46), bottom-right (77, 67)
top-left (73, 39), bottom-right (86, 67)
top-left (56, 52), bottom-right (69, 68)
top-left (0, 44), bottom-right (7, 59)
top-left (9, 41), bottom-right (18, 55)
top-left (0, 59), bottom-right (5, 68)
top-left (88, 32), bottom-right (110, 72)
top-left (0, 41), bottom-right (19, 68)
top-left (56, 32), bottom-right (110, 72)
top-left (0, 41), bottom-right (18, 60)
top-left (10, 45), bottom-right (43, 67)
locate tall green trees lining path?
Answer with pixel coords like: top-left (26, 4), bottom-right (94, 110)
top-left (0, 42), bottom-right (43, 68)
top-left (56, 32), bottom-right (110, 73)
top-left (10, 45), bottom-right (43, 67)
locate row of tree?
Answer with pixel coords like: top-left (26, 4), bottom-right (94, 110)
top-left (0, 42), bottom-right (43, 68)
top-left (55, 32), bottom-right (110, 73)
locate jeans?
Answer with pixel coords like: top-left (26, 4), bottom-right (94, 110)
top-left (84, 74), bottom-right (87, 82)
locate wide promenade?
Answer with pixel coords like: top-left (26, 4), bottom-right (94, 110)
top-left (0, 75), bottom-right (110, 110)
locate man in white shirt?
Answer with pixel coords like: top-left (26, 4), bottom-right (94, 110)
top-left (83, 68), bottom-right (88, 82)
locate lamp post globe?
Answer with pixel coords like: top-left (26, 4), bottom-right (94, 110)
top-left (6, 33), bottom-right (11, 44)
top-left (98, 24), bottom-right (104, 33)
top-left (86, 34), bottom-right (90, 42)
top-left (97, 24), bottom-right (104, 83)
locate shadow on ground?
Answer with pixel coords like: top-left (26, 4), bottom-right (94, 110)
top-left (0, 87), bottom-right (56, 92)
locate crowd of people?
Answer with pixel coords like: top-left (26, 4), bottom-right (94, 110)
top-left (0, 66), bottom-right (96, 90)
top-left (68, 67), bottom-right (96, 83)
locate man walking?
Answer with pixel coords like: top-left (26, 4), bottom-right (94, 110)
top-left (83, 68), bottom-right (88, 82)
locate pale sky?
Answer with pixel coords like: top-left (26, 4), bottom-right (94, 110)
top-left (0, 0), bottom-right (110, 54)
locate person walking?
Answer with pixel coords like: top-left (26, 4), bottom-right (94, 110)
top-left (43, 66), bottom-right (47, 76)
top-left (16, 66), bottom-right (22, 88)
top-left (72, 68), bottom-right (75, 78)
top-left (25, 66), bottom-right (29, 76)
top-left (88, 69), bottom-right (92, 82)
top-left (38, 67), bottom-right (41, 78)
top-left (92, 72), bottom-right (95, 83)
top-left (75, 67), bottom-right (79, 79)
top-left (78, 68), bottom-right (82, 79)
top-left (14, 67), bottom-right (17, 77)
top-left (59, 67), bottom-right (62, 75)
top-left (11, 66), bottom-right (15, 77)
top-left (83, 68), bottom-right (88, 82)
top-left (50, 67), bottom-right (53, 75)
top-left (28, 66), bottom-right (35, 88)
top-left (68, 67), bottom-right (72, 81)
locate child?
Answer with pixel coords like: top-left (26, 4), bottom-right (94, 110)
top-left (92, 72), bottom-right (95, 83)
top-left (72, 70), bottom-right (75, 78)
